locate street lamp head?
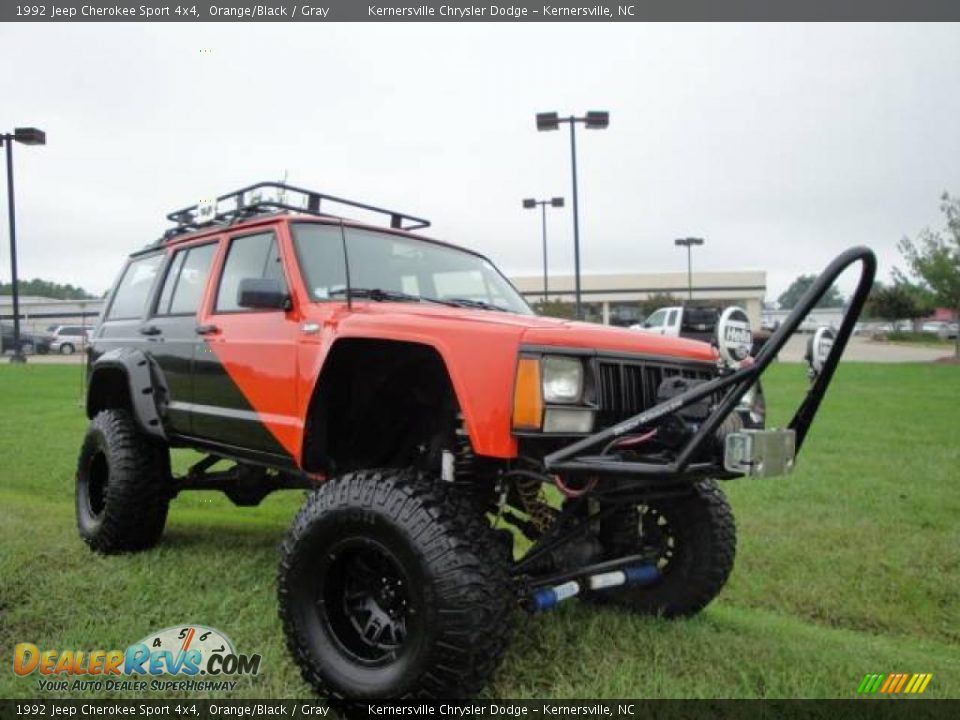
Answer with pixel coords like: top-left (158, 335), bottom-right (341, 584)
top-left (536, 112), bottom-right (560, 131)
top-left (13, 127), bottom-right (46, 146)
top-left (522, 198), bottom-right (537, 209)
top-left (675, 237), bottom-right (705, 247)
top-left (584, 111), bottom-right (610, 129)
top-left (550, 197), bottom-right (565, 208)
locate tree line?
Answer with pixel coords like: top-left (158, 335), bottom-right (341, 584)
top-left (0, 278), bottom-right (96, 300)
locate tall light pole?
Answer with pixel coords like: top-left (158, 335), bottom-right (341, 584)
top-left (536, 110), bottom-right (609, 320)
top-left (674, 236), bottom-right (704, 302)
top-left (2, 127), bottom-right (46, 364)
top-left (522, 196), bottom-right (564, 303)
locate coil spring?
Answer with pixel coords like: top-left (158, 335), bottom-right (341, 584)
top-left (515, 476), bottom-right (554, 534)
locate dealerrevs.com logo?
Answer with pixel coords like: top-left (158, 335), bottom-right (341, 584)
top-left (13, 625), bottom-right (261, 693)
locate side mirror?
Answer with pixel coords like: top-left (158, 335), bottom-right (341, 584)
top-left (237, 277), bottom-right (290, 311)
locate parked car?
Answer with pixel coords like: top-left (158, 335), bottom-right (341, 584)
top-left (937, 322), bottom-right (960, 340)
top-left (1, 323), bottom-right (51, 355)
top-left (75, 181), bottom-right (873, 700)
top-left (630, 305), bottom-right (719, 343)
top-left (46, 324), bottom-right (89, 354)
top-left (867, 322), bottom-right (893, 336)
top-left (798, 316), bottom-right (824, 333)
top-left (922, 321), bottom-right (959, 339)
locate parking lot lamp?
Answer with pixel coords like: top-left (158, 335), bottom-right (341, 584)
top-left (2, 127), bottom-right (46, 364)
top-left (523, 197), bottom-right (565, 303)
top-left (674, 236), bottom-right (704, 301)
top-left (536, 111), bottom-right (609, 319)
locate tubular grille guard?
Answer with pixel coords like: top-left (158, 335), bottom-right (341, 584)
top-left (544, 246), bottom-right (877, 477)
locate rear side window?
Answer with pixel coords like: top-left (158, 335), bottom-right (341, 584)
top-left (215, 232), bottom-right (287, 312)
top-left (155, 243), bottom-right (217, 316)
top-left (106, 254), bottom-right (164, 321)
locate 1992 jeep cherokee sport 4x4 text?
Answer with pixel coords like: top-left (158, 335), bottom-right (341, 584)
top-left (77, 182), bottom-right (875, 700)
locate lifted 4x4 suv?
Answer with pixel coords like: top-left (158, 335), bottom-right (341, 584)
top-left (78, 182), bottom-right (875, 700)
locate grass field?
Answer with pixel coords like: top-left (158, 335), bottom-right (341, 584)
top-left (1, 363), bottom-right (958, 699)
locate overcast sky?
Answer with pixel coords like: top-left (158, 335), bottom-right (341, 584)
top-left (1, 22), bottom-right (959, 301)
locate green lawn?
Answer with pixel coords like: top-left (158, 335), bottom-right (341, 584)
top-left (1, 363), bottom-right (958, 699)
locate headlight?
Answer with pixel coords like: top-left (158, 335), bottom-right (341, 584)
top-left (541, 356), bottom-right (583, 403)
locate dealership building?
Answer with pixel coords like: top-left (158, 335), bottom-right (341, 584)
top-left (0, 295), bottom-right (104, 334)
top-left (509, 270), bottom-right (767, 327)
top-left (0, 271), bottom-right (767, 332)
top-left (3, 269), bottom-right (766, 334)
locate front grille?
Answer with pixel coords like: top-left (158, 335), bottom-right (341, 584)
top-left (595, 358), bottom-right (714, 428)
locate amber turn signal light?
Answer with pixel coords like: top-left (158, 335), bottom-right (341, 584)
top-left (512, 357), bottom-right (543, 431)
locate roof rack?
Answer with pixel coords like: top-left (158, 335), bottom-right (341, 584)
top-left (163, 181), bottom-right (431, 240)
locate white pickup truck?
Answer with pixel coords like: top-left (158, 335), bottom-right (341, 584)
top-left (631, 306), bottom-right (720, 343)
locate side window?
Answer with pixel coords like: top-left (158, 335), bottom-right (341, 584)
top-left (155, 243), bottom-right (217, 316)
top-left (667, 309), bottom-right (679, 326)
top-left (216, 232), bottom-right (287, 312)
top-left (645, 310), bottom-right (666, 327)
top-left (106, 254), bottom-right (164, 321)
top-left (290, 223), bottom-right (348, 301)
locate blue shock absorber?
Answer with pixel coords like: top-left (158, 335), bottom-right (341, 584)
top-left (530, 580), bottom-right (580, 612)
top-left (530, 565), bottom-right (660, 612)
top-left (623, 564), bottom-right (660, 587)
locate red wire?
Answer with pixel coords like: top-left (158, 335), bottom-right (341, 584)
top-left (613, 428), bottom-right (658, 448)
top-left (554, 474), bottom-right (598, 498)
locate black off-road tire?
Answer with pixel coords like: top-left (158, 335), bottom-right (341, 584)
top-left (76, 409), bottom-right (171, 553)
top-left (278, 468), bottom-right (514, 700)
top-left (594, 479), bottom-right (736, 618)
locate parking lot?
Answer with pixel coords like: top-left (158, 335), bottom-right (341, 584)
top-left (777, 334), bottom-right (951, 363)
top-left (8, 334), bottom-right (951, 366)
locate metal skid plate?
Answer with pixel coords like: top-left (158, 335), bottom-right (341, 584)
top-left (724, 429), bottom-right (797, 478)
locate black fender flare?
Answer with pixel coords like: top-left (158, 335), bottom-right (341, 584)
top-left (87, 348), bottom-right (167, 441)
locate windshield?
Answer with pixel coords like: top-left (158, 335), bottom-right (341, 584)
top-left (291, 223), bottom-right (533, 315)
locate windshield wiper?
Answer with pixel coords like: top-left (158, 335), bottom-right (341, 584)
top-left (443, 297), bottom-right (509, 312)
top-left (329, 287), bottom-right (458, 307)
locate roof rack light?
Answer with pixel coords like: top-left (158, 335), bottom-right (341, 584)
top-left (163, 181), bottom-right (431, 239)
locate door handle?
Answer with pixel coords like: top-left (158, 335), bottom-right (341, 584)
top-left (139, 325), bottom-right (161, 336)
top-left (195, 324), bottom-right (220, 336)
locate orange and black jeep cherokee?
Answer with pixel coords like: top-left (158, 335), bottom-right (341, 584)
top-left (77, 182), bottom-right (875, 700)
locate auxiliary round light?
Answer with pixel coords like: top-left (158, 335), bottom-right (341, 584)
top-left (806, 326), bottom-right (835, 376)
top-left (715, 306), bottom-right (753, 368)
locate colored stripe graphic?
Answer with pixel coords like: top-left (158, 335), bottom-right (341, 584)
top-left (859, 673), bottom-right (933, 695)
top-left (894, 674), bottom-right (909, 693)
